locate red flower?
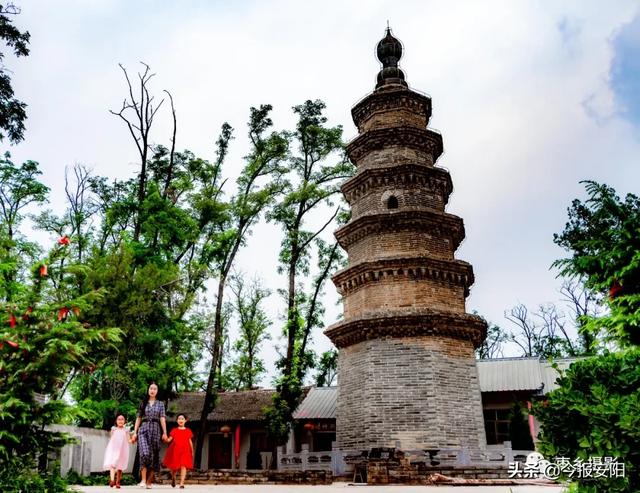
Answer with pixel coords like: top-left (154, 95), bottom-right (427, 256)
top-left (8, 314), bottom-right (15, 328)
top-left (609, 280), bottom-right (624, 300)
top-left (22, 307), bottom-right (33, 321)
top-left (72, 306), bottom-right (80, 316)
top-left (58, 235), bottom-right (70, 246)
top-left (6, 340), bottom-right (19, 349)
top-left (57, 307), bottom-right (70, 321)
top-left (39, 264), bottom-right (48, 277)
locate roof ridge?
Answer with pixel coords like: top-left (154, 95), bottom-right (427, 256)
top-left (476, 356), bottom-right (578, 362)
top-left (173, 389), bottom-right (277, 396)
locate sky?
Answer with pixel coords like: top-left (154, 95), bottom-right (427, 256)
top-left (6, 0), bottom-right (640, 384)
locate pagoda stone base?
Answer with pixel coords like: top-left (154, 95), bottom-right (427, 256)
top-left (336, 335), bottom-right (486, 451)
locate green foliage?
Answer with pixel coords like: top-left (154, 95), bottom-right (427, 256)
top-left (0, 457), bottom-right (70, 493)
top-left (265, 100), bottom-right (353, 443)
top-left (0, 153), bottom-right (48, 300)
top-left (264, 392), bottom-right (295, 446)
top-left (268, 100), bottom-right (351, 278)
top-left (0, 239), bottom-right (120, 488)
top-left (265, 368), bottom-right (304, 446)
top-left (68, 130), bottom-right (236, 426)
top-left (0, 3), bottom-right (30, 144)
top-left (536, 181), bottom-right (640, 492)
top-left (69, 241), bottom-right (204, 426)
top-left (315, 349), bottom-right (337, 387)
top-left (0, 153), bottom-right (49, 233)
top-left (553, 181), bottom-right (640, 346)
top-left (195, 105), bottom-right (288, 466)
top-left (223, 274), bottom-right (271, 390)
top-left (535, 350), bottom-right (640, 492)
top-left (64, 470), bottom-right (138, 486)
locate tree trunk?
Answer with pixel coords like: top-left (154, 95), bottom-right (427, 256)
top-left (194, 275), bottom-right (226, 469)
top-left (284, 250), bottom-right (297, 377)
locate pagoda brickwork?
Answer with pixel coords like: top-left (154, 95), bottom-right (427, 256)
top-left (325, 30), bottom-right (488, 453)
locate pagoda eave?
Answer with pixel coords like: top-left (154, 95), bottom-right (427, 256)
top-left (335, 209), bottom-right (466, 251)
top-left (351, 87), bottom-right (432, 130)
top-left (340, 162), bottom-right (453, 206)
top-left (347, 126), bottom-right (444, 163)
top-left (324, 308), bottom-right (488, 348)
top-left (332, 256), bottom-right (475, 296)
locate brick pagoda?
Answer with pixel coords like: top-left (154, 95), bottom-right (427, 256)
top-left (325, 29), bottom-right (488, 453)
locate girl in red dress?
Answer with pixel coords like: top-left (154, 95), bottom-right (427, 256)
top-left (162, 414), bottom-right (194, 488)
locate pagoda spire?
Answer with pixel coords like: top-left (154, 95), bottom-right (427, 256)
top-left (375, 26), bottom-right (407, 89)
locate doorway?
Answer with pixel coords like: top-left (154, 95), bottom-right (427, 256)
top-left (208, 433), bottom-right (232, 469)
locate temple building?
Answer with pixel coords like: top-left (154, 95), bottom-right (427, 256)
top-left (324, 28), bottom-right (489, 454)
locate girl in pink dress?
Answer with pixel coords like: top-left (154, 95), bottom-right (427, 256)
top-left (103, 414), bottom-right (131, 488)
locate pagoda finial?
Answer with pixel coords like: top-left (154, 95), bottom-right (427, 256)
top-left (375, 25), bottom-right (407, 89)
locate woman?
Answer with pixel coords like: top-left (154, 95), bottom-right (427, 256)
top-left (131, 382), bottom-right (168, 489)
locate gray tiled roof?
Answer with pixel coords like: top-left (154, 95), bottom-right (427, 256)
top-left (167, 389), bottom-right (276, 422)
top-left (477, 357), bottom-right (580, 393)
top-left (477, 357), bottom-right (544, 392)
top-left (293, 386), bottom-right (337, 419)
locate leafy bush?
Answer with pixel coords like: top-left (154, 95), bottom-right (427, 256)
top-left (0, 458), bottom-right (69, 493)
top-left (535, 350), bottom-right (640, 492)
top-left (64, 470), bottom-right (137, 486)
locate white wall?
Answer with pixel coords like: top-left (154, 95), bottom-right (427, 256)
top-left (48, 425), bottom-right (137, 475)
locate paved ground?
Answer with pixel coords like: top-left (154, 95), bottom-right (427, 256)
top-left (73, 484), bottom-right (566, 492)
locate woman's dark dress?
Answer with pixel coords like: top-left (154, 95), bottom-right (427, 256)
top-left (137, 401), bottom-right (165, 472)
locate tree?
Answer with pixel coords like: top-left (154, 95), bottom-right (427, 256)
top-left (559, 277), bottom-right (603, 355)
top-left (0, 3), bottom-right (30, 144)
top-left (223, 274), bottom-right (271, 390)
top-left (265, 100), bottom-right (353, 449)
top-left (0, 153), bottom-right (48, 301)
top-left (534, 181), bottom-right (640, 492)
top-left (553, 181), bottom-right (640, 346)
top-left (68, 135), bottom-right (234, 427)
top-left (504, 303), bottom-right (580, 358)
top-left (0, 238), bottom-right (120, 492)
top-left (110, 63), bottom-right (165, 242)
top-left (314, 349), bottom-right (337, 387)
top-left (33, 164), bottom-right (98, 299)
top-left (194, 104), bottom-right (288, 468)
top-left (475, 315), bottom-right (508, 359)
top-left (70, 68), bottom-right (233, 427)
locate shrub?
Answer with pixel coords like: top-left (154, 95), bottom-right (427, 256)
top-left (535, 350), bottom-right (640, 492)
